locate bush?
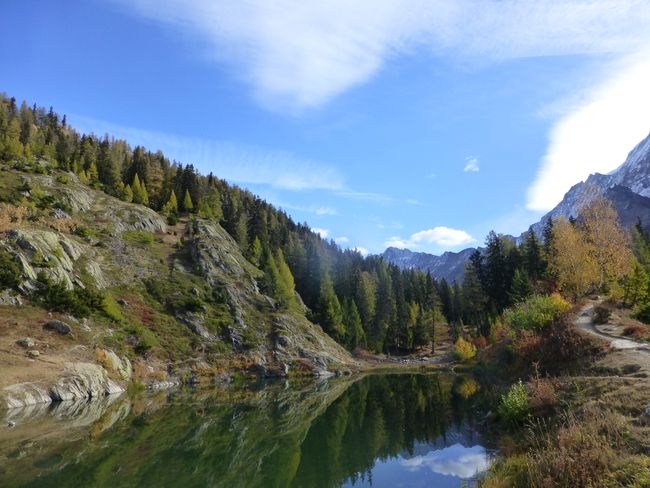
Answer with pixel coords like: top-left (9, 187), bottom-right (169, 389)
top-left (511, 319), bottom-right (603, 376)
top-left (593, 305), bottom-right (612, 324)
top-left (503, 294), bottom-right (570, 331)
top-left (0, 249), bottom-right (21, 290)
top-left (633, 302), bottom-right (650, 324)
top-left (33, 272), bottom-right (104, 317)
top-left (499, 380), bottom-right (529, 425)
top-left (622, 324), bottom-right (645, 338)
top-left (527, 377), bottom-right (557, 416)
top-left (453, 337), bottom-right (477, 362)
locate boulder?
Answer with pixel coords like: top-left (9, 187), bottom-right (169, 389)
top-left (1, 383), bottom-right (52, 409)
top-left (0, 290), bottom-right (23, 306)
top-left (96, 348), bottom-right (132, 380)
top-left (16, 337), bottom-right (35, 348)
top-left (27, 350), bottom-right (40, 358)
top-left (43, 320), bottom-right (72, 335)
top-left (49, 362), bottom-right (124, 401)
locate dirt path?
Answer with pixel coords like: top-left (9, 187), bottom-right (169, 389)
top-left (574, 300), bottom-right (650, 375)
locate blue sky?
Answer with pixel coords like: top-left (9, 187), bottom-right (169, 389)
top-left (2, 0), bottom-right (650, 255)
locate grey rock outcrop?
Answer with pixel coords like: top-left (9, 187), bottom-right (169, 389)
top-left (49, 362), bottom-right (124, 401)
top-left (44, 320), bottom-right (72, 335)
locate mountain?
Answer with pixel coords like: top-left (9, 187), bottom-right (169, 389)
top-left (382, 246), bottom-right (477, 283)
top-left (383, 132), bottom-right (650, 282)
top-left (528, 131), bottom-right (650, 237)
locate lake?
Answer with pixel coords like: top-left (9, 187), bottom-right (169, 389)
top-left (0, 373), bottom-right (494, 487)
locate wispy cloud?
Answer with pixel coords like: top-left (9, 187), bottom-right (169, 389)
top-left (527, 51), bottom-right (650, 211)
top-left (334, 236), bottom-right (349, 244)
top-left (385, 226), bottom-right (475, 250)
top-left (280, 203), bottom-right (338, 215)
top-left (111, 1), bottom-right (650, 111)
top-left (463, 156), bottom-right (479, 173)
top-left (337, 190), bottom-right (396, 204)
top-left (69, 115), bottom-right (344, 191)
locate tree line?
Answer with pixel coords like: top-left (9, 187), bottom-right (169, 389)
top-left (2, 94), bottom-right (645, 351)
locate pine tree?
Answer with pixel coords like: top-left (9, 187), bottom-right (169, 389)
top-left (182, 189), bottom-right (194, 212)
top-left (248, 237), bottom-right (263, 267)
top-left (132, 173), bottom-right (149, 205)
top-left (275, 249), bottom-right (297, 309)
top-left (317, 272), bottom-right (345, 340)
top-left (342, 298), bottom-right (364, 350)
top-left (122, 183), bottom-right (133, 203)
top-left (509, 268), bottom-right (532, 303)
top-left (162, 190), bottom-right (178, 216)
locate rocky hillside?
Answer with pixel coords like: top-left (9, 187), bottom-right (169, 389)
top-left (0, 161), bottom-right (356, 410)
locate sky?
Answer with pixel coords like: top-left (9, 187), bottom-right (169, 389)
top-left (2, 0), bottom-right (650, 256)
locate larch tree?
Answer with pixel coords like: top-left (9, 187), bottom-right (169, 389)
top-left (550, 218), bottom-right (599, 298)
top-left (579, 198), bottom-right (633, 290)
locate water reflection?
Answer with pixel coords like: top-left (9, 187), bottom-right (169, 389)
top-left (0, 374), bottom-right (492, 488)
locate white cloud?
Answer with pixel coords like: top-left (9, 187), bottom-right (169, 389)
top-left (384, 236), bottom-right (412, 249)
top-left (400, 444), bottom-right (492, 479)
top-left (353, 246), bottom-right (370, 256)
top-left (334, 236), bottom-right (349, 244)
top-left (311, 227), bottom-right (329, 238)
top-left (385, 226), bottom-right (475, 250)
top-left (69, 115), bottom-right (344, 191)
top-left (111, 1), bottom-right (650, 111)
top-left (463, 156), bottom-right (479, 173)
top-left (527, 51), bottom-right (650, 211)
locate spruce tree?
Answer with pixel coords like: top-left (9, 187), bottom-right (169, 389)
top-left (275, 249), bottom-right (296, 309)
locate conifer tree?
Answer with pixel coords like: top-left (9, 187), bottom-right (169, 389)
top-left (182, 189), bottom-right (194, 212)
top-left (342, 298), bottom-right (364, 350)
top-left (132, 173), bottom-right (149, 205)
top-left (162, 190), bottom-right (178, 216)
top-left (509, 268), bottom-right (532, 303)
top-left (317, 272), bottom-right (345, 340)
top-left (248, 237), bottom-right (263, 267)
top-left (122, 183), bottom-right (133, 203)
top-left (275, 248), bottom-right (297, 309)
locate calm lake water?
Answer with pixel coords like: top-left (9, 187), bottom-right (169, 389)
top-left (0, 373), bottom-right (494, 487)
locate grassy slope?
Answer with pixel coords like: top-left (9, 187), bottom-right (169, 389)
top-left (0, 161), bottom-right (355, 391)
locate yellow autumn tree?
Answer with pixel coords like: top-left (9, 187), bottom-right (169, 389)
top-left (549, 218), bottom-right (599, 298)
top-left (579, 197), bottom-right (633, 290)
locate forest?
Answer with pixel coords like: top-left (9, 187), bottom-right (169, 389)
top-left (1, 93), bottom-right (648, 355)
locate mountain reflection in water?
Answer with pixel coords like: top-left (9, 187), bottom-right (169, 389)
top-left (0, 373), bottom-right (493, 488)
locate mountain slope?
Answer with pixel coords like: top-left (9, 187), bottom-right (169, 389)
top-left (0, 162), bottom-right (355, 408)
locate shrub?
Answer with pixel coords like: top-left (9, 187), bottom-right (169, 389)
top-left (471, 336), bottom-right (488, 349)
top-left (0, 249), bottom-right (21, 290)
top-left (499, 380), bottom-right (529, 425)
top-left (167, 213), bottom-right (178, 225)
top-left (622, 324), bottom-right (645, 338)
top-left (33, 271), bottom-right (104, 317)
top-left (593, 305), bottom-right (611, 324)
top-left (453, 337), bottom-right (477, 362)
top-left (503, 294), bottom-right (570, 331)
top-left (511, 319), bottom-right (603, 376)
top-left (527, 377), bottom-right (557, 417)
top-left (633, 302), bottom-right (650, 324)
